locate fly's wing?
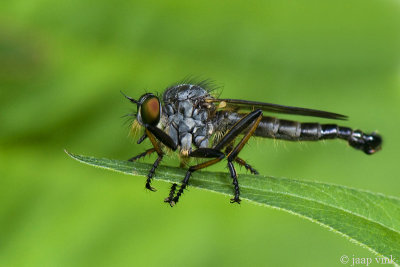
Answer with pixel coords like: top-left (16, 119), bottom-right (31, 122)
top-left (206, 98), bottom-right (348, 120)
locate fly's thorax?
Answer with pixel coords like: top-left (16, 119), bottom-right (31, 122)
top-left (211, 111), bottom-right (244, 144)
top-left (161, 84), bottom-right (216, 156)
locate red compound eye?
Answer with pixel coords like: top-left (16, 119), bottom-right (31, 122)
top-left (140, 96), bottom-right (160, 126)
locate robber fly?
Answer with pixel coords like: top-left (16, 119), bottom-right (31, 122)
top-left (122, 81), bottom-right (382, 206)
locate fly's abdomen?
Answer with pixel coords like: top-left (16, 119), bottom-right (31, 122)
top-left (254, 117), bottom-right (382, 154)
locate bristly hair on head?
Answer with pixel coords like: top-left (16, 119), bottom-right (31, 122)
top-left (120, 90), bottom-right (140, 136)
top-left (121, 111), bottom-right (140, 136)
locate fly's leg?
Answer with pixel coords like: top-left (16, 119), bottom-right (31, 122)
top-left (227, 161), bottom-right (240, 203)
top-left (137, 133), bottom-right (147, 144)
top-left (134, 126), bottom-right (177, 192)
top-left (127, 146), bottom-right (160, 191)
top-left (234, 157), bottom-right (259, 175)
top-left (167, 149), bottom-right (225, 206)
top-left (164, 183), bottom-right (177, 203)
top-left (221, 109), bottom-right (263, 203)
top-left (144, 130), bottom-right (163, 192)
top-left (164, 157), bottom-right (188, 202)
top-left (145, 154), bottom-right (163, 191)
top-left (146, 125), bottom-right (178, 151)
top-left (225, 144), bottom-right (259, 175)
top-left (168, 109), bottom-right (263, 206)
top-left (128, 148), bottom-right (156, 162)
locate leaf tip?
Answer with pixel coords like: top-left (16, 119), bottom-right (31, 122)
top-left (64, 149), bottom-right (75, 159)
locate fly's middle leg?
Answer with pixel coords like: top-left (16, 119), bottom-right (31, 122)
top-left (167, 109), bottom-right (263, 206)
top-left (165, 149), bottom-right (225, 206)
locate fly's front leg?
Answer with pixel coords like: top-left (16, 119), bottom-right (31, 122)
top-left (137, 133), bottom-right (147, 144)
top-left (145, 154), bottom-right (163, 191)
top-left (166, 148), bottom-right (225, 206)
top-left (143, 127), bottom-right (177, 192)
top-left (143, 129), bottom-right (163, 191)
top-left (128, 148), bottom-right (156, 162)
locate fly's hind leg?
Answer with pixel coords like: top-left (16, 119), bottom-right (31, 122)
top-left (225, 145), bottom-right (259, 175)
top-left (215, 109), bottom-right (263, 203)
top-left (234, 158), bottom-right (259, 175)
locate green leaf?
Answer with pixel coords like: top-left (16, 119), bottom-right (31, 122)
top-left (66, 150), bottom-right (400, 265)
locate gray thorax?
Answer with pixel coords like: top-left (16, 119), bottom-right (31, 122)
top-left (160, 84), bottom-right (215, 156)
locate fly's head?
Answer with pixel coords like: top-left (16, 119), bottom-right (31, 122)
top-left (121, 91), bottom-right (161, 127)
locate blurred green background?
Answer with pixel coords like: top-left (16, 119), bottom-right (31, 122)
top-left (1, 0), bottom-right (400, 266)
